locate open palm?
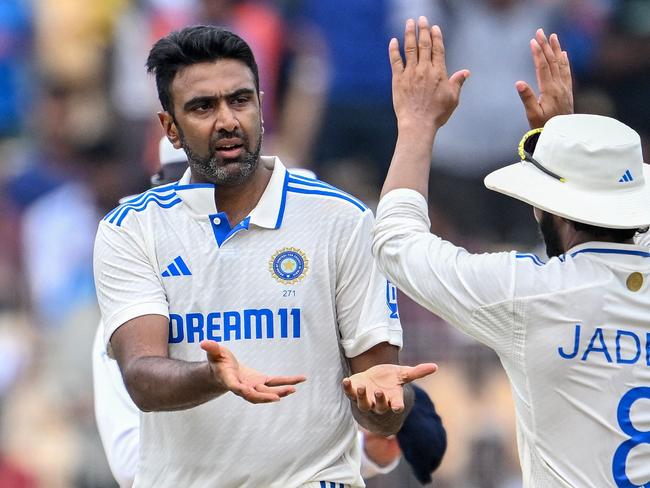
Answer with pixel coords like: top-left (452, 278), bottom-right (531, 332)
top-left (343, 363), bottom-right (437, 414)
top-left (200, 340), bottom-right (306, 404)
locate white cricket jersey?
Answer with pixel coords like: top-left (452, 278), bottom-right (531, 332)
top-left (373, 189), bottom-right (650, 488)
top-left (93, 157), bottom-right (402, 488)
top-left (92, 322), bottom-right (139, 488)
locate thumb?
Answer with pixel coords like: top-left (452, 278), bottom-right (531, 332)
top-left (449, 69), bottom-right (470, 94)
top-left (200, 340), bottom-right (224, 360)
top-left (400, 362), bottom-right (438, 383)
top-left (515, 81), bottom-right (543, 127)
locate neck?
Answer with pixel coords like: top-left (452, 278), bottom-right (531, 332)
top-left (192, 163), bottom-right (273, 226)
top-left (564, 231), bottom-right (635, 252)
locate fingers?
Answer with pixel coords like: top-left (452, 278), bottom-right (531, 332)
top-left (343, 379), bottom-right (376, 412)
top-left (417, 16), bottom-right (432, 64)
top-left (515, 80), bottom-right (543, 127)
top-left (531, 38), bottom-right (550, 91)
top-left (253, 383), bottom-right (297, 398)
top-left (449, 69), bottom-right (470, 96)
top-left (399, 362), bottom-right (438, 383)
top-left (403, 18), bottom-right (418, 67)
top-left (388, 37), bottom-right (404, 75)
top-left (431, 24), bottom-right (448, 77)
top-left (200, 339), bottom-right (225, 360)
top-left (235, 385), bottom-right (281, 404)
top-left (536, 29), bottom-right (560, 79)
top-left (373, 390), bottom-right (391, 414)
top-left (264, 375), bottom-right (307, 387)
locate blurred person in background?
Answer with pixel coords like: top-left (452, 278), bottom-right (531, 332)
top-left (0, 0), bottom-right (33, 140)
top-left (278, 0), bottom-right (406, 202)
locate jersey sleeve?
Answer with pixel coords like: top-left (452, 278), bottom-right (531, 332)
top-left (336, 209), bottom-right (403, 358)
top-left (372, 189), bottom-right (517, 354)
top-left (92, 323), bottom-right (139, 487)
top-left (94, 220), bottom-right (169, 351)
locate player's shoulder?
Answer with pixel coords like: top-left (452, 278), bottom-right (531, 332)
top-left (101, 182), bottom-right (181, 228)
top-left (512, 249), bottom-right (610, 297)
top-left (284, 171), bottom-right (370, 218)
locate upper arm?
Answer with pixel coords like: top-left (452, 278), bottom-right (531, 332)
top-left (337, 211), bottom-right (403, 358)
top-left (348, 342), bottom-right (399, 375)
top-left (111, 314), bottom-right (170, 374)
top-left (93, 220), bottom-right (169, 352)
top-left (373, 190), bottom-right (515, 332)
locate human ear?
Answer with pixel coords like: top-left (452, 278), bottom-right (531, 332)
top-left (158, 111), bottom-right (182, 149)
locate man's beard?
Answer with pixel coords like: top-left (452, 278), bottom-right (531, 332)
top-left (179, 125), bottom-right (262, 186)
top-left (538, 211), bottom-right (564, 258)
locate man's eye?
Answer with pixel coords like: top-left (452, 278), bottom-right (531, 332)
top-left (233, 97), bottom-right (249, 105)
top-left (193, 102), bottom-right (212, 112)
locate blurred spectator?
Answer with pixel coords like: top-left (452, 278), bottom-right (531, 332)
top-left (282, 0), bottom-right (401, 196)
top-left (0, 0), bottom-right (33, 139)
top-left (590, 0), bottom-right (650, 155)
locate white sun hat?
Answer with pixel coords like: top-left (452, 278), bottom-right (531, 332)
top-left (484, 114), bottom-right (650, 229)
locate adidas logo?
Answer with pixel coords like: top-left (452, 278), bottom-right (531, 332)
top-left (162, 256), bottom-right (192, 277)
top-left (619, 170), bottom-right (634, 183)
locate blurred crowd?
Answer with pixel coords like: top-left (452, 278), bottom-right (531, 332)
top-left (0, 0), bottom-right (647, 487)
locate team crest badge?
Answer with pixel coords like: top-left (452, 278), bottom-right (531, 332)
top-left (269, 247), bottom-right (309, 284)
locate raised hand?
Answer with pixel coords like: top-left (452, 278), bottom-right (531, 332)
top-left (516, 29), bottom-right (573, 129)
top-left (200, 340), bottom-right (306, 404)
top-left (389, 16), bottom-right (470, 130)
top-left (342, 362), bottom-right (437, 414)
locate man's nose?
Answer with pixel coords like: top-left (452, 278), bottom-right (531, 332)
top-left (214, 103), bottom-right (239, 133)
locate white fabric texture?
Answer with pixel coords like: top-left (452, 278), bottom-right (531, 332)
top-left (373, 188), bottom-right (650, 488)
top-left (93, 157), bottom-right (402, 488)
top-left (92, 323), bottom-right (139, 488)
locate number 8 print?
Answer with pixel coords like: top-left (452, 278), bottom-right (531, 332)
top-left (612, 387), bottom-right (650, 487)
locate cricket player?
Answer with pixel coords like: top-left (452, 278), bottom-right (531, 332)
top-left (93, 137), bottom-right (447, 487)
top-left (372, 16), bottom-right (650, 487)
top-left (93, 26), bottom-right (436, 488)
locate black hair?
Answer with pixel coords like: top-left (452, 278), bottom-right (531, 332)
top-left (570, 221), bottom-right (643, 242)
top-left (145, 25), bottom-right (259, 114)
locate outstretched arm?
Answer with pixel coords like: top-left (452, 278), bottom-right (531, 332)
top-left (380, 16), bottom-right (469, 200)
top-left (516, 29), bottom-right (573, 129)
top-left (112, 315), bottom-right (306, 411)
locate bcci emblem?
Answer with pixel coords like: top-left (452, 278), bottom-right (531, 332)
top-left (269, 247), bottom-right (309, 284)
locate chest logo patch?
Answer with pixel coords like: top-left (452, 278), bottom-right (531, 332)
top-left (270, 247), bottom-right (309, 284)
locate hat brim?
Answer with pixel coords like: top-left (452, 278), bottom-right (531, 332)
top-left (484, 161), bottom-right (650, 229)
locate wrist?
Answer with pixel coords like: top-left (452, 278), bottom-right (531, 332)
top-left (397, 118), bottom-right (439, 134)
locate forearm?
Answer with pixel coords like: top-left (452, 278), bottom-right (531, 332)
top-left (122, 356), bottom-right (226, 412)
top-left (351, 383), bottom-right (415, 436)
top-left (381, 120), bottom-right (437, 199)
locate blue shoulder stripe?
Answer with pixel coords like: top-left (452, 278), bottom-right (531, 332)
top-left (515, 253), bottom-right (545, 266)
top-left (288, 173), bottom-right (336, 189)
top-left (286, 185), bottom-right (367, 211)
top-left (103, 184), bottom-right (178, 221)
top-left (287, 177), bottom-right (367, 211)
top-left (570, 248), bottom-right (650, 258)
top-left (108, 192), bottom-right (179, 224)
top-left (114, 197), bottom-right (182, 226)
